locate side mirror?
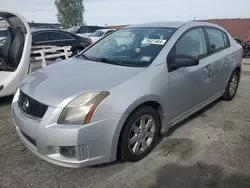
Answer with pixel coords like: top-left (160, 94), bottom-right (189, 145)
top-left (171, 55), bottom-right (199, 69)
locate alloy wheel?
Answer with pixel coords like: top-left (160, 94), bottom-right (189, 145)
top-left (229, 74), bottom-right (238, 97)
top-left (128, 115), bottom-right (156, 155)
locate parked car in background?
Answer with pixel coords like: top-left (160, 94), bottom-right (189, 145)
top-left (233, 37), bottom-right (243, 44)
top-left (66, 26), bottom-right (80, 34)
top-left (89, 29), bottom-right (116, 43)
top-left (0, 28), bottom-right (91, 60)
top-left (31, 29), bottom-right (91, 55)
top-left (67, 25), bottom-right (105, 38)
top-left (242, 42), bottom-right (250, 57)
top-left (31, 25), bottom-right (57, 30)
top-left (12, 21), bottom-right (242, 168)
top-left (0, 29), bottom-right (6, 40)
top-left (233, 37), bottom-right (250, 57)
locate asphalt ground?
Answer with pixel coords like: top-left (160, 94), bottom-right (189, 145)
top-left (0, 59), bottom-right (250, 188)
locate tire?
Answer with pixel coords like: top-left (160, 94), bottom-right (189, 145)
top-left (119, 106), bottom-right (160, 162)
top-left (222, 70), bottom-right (240, 101)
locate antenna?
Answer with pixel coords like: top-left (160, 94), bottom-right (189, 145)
top-left (193, 17), bottom-right (196, 21)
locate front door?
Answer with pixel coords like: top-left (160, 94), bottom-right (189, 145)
top-left (166, 27), bottom-right (214, 123)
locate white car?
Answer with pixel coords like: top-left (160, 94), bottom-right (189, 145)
top-left (0, 10), bottom-right (32, 98)
top-left (89, 29), bottom-right (116, 43)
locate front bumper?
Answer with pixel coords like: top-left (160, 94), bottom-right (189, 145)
top-left (12, 100), bottom-right (123, 168)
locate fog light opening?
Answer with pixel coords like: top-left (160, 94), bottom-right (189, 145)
top-left (59, 146), bottom-right (76, 158)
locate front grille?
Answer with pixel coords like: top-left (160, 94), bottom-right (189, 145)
top-left (18, 90), bottom-right (48, 119)
top-left (21, 131), bottom-right (37, 147)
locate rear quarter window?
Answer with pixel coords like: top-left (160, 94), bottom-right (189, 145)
top-left (223, 32), bottom-right (230, 48)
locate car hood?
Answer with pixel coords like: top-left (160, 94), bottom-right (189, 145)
top-left (20, 58), bottom-right (144, 107)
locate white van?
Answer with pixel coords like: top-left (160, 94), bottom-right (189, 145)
top-left (0, 10), bottom-right (32, 98)
top-left (0, 10), bottom-right (72, 98)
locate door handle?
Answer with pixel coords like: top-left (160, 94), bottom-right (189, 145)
top-left (204, 65), bottom-right (211, 74)
top-left (204, 68), bottom-right (209, 74)
top-left (228, 54), bottom-right (233, 59)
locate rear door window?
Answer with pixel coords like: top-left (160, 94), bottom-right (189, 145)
top-left (205, 28), bottom-right (226, 52)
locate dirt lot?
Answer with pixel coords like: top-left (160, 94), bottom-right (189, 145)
top-left (1, 59), bottom-right (250, 188)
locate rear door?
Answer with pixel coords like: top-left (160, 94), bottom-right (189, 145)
top-left (166, 27), bottom-right (215, 122)
top-left (204, 27), bottom-right (233, 95)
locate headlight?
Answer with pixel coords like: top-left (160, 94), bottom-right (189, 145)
top-left (58, 91), bottom-right (109, 125)
top-left (12, 88), bottom-right (20, 103)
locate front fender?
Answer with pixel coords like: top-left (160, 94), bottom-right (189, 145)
top-left (110, 94), bottom-right (166, 161)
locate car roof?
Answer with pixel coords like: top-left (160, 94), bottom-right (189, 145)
top-left (125, 21), bottom-right (227, 32)
top-left (31, 28), bottom-right (59, 33)
top-left (31, 28), bottom-right (76, 35)
top-left (79, 25), bottom-right (105, 28)
top-left (94, 29), bottom-right (115, 32)
top-left (126, 21), bottom-right (190, 28)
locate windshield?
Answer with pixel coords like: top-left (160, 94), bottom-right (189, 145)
top-left (90, 30), bottom-right (105, 37)
top-left (80, 27), bottom-right (177, 67)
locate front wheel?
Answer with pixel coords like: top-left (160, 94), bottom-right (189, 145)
top-left (119, 106), bottom-right (160, 162)
top-left (222, 70), bottom-right (240, 101)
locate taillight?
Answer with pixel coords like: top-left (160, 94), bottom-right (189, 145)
top-left (88, 39), bottom-right (92, 45)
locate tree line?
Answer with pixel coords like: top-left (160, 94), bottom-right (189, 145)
top-left (55, 0), bottom-right (85, 29)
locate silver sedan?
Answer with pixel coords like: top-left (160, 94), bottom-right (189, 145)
top-left (11, 21), bottom-right (242, 168)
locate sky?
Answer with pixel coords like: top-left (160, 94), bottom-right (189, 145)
top-left (1, 0), bottom-right (250, 26)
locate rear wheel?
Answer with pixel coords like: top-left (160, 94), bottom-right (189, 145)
top-left (119, 106), bottom-right (160, 162)
top-left (222, 70), bottom-right (240, 101)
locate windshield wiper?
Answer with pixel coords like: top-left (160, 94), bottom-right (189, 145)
top-left (98, 58), bottom-right (136, 67)
top-left (75, 53), bottom-right (88, 60)
top-left (75, 54), bottom-right (100, 62)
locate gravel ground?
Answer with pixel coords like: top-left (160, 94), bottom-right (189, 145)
top-left (1, 59), bottom-right (250, 188)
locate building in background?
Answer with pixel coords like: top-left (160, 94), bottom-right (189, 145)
top-left (199, 18), bottom-right (250, 39)
top-left (108, 19), bottom-right (250, 40)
